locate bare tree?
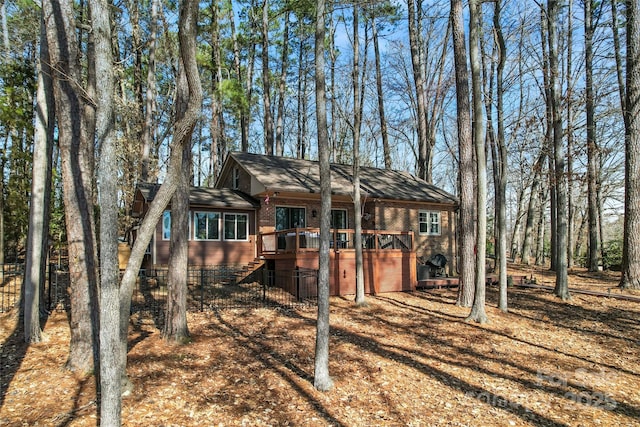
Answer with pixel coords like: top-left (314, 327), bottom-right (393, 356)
top-left (262, 0), bottom-right (274, 154)
top-left (90, 0), bottom-right (120, 422)
top-left (548, 0), bottom-right (570, 300)
top-left (493, 0), bottom-right (508, 312)
top-left (43, 0), bottom-right (100, 373)
top-left (314, 0), bottom-right (333, 392)
top-left (352, 5), bottom-right (366, 306)
top-left (275, 9), bottom-right (290, 157)
top-left (620, 0), bottom-right (640, 290)
top-left (585, 0), bottom-right (600, 271)
top-left (118, 0), bottom-right (203, 394)
top-left (451, 0), bottom-right (475, 308)
top-left (163, 60), bottom-right (192, 343)
top-left (24, 14), bottom-right (55, 343)
top-left (466, 0), bottom-right (488, 323)
top-left (140, 0), bottom-right (159, 183)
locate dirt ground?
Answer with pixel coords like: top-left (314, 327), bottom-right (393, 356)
top-left (1, 265), bottom-right (639, 427)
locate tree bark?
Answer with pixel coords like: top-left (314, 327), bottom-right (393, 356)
top-left (494, 0), bottom-right (508, 312)
top-left (407, 0), bottom-right (430, 182)
top-left (548, 0), bottom-right (570, 300)
top-left (44, 0), bottom-right (100, 373)
top-left (451, 0), bottom-right (475, 308)
top-left (352, 6), bottom-right (365, 306)
top-left (90, 0), bottom-right (120, 422)
top-left (466, 0), bottom-right (488, 324)
top-left (118, 0), bottom-right (203, 392)
top-left (372, 16), bottom-right (390, 169)
top-left (163, 59), bottom-right (192, 343)
top-left (620, 0), bottom-right (640, 290)
top-left (261, 0), bottom-right (274, 155)
top-left (314, 0), bottom-right (333, 392)
top-left (585, 0), bottom-right (600, 272)
top-left (141, 0), bottom-right (159, 183)
top-left (275, 10), bottom-right (290, 157)
top-left (24, 13), bottom-right (55, 343)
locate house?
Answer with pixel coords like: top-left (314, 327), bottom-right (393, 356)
top-left (132, 151), bottom-right (458, 296)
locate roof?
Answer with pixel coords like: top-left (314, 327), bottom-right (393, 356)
top-left (225, 151), bottom-right (458, 205)
top-left (136, 182), bottom-right (260, 209)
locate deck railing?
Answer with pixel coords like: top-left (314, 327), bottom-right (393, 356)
top-left (258, 228), bottom-right (413, 255)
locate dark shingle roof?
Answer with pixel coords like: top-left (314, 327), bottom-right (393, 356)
top-left (137, 182), bottom-right (260, 209)
top-left (229, 151), bottom-right (458, 205)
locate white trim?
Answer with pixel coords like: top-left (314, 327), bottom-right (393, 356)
top-left (223, 212), bottom-right (250, 241)
top-left (193, 211), bottom-right (222, 241)
top-left (419, 210), bottom-right (441, 236)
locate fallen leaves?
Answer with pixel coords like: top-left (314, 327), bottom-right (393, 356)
top-left (1, 267), bottom-right (639, 426)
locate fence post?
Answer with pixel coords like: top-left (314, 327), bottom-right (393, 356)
top-left (200, 267), bottom-right (205, 312)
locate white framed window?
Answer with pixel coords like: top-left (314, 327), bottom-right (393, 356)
top-left (224, 213), bottom-right (249, 241)
top-left (162, 211), bottom-right (171, 240)
top-left (419, 210), bottom-right (441, 236)
top-left (162, 210), bottom-right (192, 240)
top-left (194, 212), bottom-right (220, 240)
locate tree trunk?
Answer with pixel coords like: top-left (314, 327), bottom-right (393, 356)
top-left (407, 0), bottom-right (430, 182)
top-left (466, 0), bottom-right (488, 324)
top-left (494, 0), bottom-right (508, 312)
top-left (521, 153), bottom-right (544, 265)
top-left (313, 0), bottom-right (333, 392)
top-left (372, 16), bottom-right (390, 170)
top-left (548, 0), bottom-right (570, 300)
top-left (535, 186), bottom-right (548, 265)
top-left (275, 10), bottom-right (290, 157)
top-left (209, 0), bottom-right (224, 184)
top-left (118, 0), bottom-right (203, 392)
top-left (24, 14), bottom-right (55, 343)
top-left (261, 0), bottom-right (274, 155)
top-left (352, 6), bottom-right (365, 306)
top-left (90, 0), bottom-right (120, 422)
top-left (451, 0), bottom-right (475, 308)
top-left (141, 0), bottom-right (159, 183)
top-left (585, 0), bottom-right (600, 272)
top-left (620, 0), bottom-right (640, 290)
top-left (163, 146), bottom-right (191, 342)
top-left (44, 0), bottom-right (100, 373)
top-left (163, 57), bottom-right (192, 343)
top-left (566, 0), bottom-right (575, 269)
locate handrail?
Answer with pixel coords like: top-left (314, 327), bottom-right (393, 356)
top-left (259, 228), bottom-right (413, 256)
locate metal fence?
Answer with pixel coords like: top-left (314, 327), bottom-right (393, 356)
top-left (0, 264), bottom-right (318, 315)
top-left (132, 267), bottom-right (318, 317)
top-left (0, 264), bottom-right (24, 313)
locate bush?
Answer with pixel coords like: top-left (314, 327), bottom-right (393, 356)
top-left (602, 239), bottom-right (623, 271)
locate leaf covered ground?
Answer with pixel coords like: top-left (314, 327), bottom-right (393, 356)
top-left (1, 266), bottom-right (639, 426)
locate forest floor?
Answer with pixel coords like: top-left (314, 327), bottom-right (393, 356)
top-left (1, 264), bottom-right (639, 427)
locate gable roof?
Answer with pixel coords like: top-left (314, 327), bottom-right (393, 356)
top-left (223, 151), bottom-right (458, 205)
top-left (137, 182), bottom-right (260, 209)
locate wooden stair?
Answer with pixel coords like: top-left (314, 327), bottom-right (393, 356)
top-left (234, 259), bottom-right (266, 284)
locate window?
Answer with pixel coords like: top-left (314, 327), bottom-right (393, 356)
top-left (330, 209), bottom-right (347, 229)
top-left (224, 213), bottom-right (248, 240)
top-left (331, 209), bottom-right (348, 244)
top-left (419, 211), bottom-right (441, 235)
top-left (194, 212), bottom-right (220, 240)
top-left (162, 211), bottom-right (192, 240)
top-left (162, 211), bottom-right (171, 240)
top-left (275, 206), bottom-right (306, 230)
